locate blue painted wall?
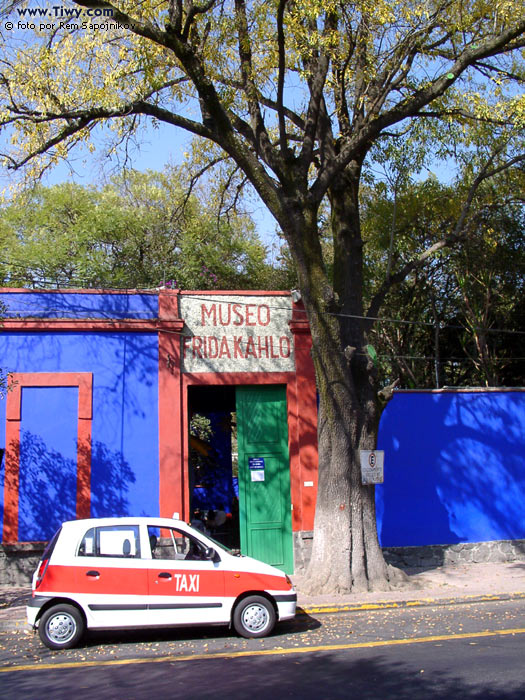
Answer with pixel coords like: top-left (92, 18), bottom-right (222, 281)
top-left (0, 326), bottom-right (159, 541)
top-left (0, 291), bottom-right (158, 320)
top-left (376, 391), bottom-right (525, 547)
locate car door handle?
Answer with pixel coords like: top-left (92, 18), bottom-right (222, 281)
top-left (86, 570), bottom-right (100, 577)
top-left (158, 572), bottom-right (171, 579)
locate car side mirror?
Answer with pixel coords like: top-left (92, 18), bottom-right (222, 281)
top-left (204, 547), bottom-right (216, 560)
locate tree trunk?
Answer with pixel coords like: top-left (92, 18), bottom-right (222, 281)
top-left (283, 168), bottom-right (405, 594)
top-left (304, 339), bottom-right (403, 593)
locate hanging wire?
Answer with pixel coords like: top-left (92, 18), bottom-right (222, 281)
top-left (1, 260), bottom-right (524, 339)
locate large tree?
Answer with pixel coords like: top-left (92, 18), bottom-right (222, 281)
top-left (1, 0), bottom-right (524, 592)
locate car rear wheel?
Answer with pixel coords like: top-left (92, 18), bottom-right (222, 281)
top-left (38, 604), bottom-right (85, 650)
top-left (233, 595), bottom-right (276, 638)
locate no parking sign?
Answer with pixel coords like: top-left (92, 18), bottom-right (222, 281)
top-left (360, 450), bottom-right (384, 484)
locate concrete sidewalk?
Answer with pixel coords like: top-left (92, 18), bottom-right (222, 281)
top-left (1, 561), bottom-right (524, 632)
top-left (292, 560), bottom-right (525, 612)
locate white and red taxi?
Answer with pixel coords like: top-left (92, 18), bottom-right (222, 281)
top-left (27, 517), bottom-right (296, 650)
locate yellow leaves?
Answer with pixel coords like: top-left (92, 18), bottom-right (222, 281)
top-left (457, 87), bottom-right (525, 128)
top-left (1, 0), bottom-right (524, 190)
top-left (492, 0), bottom-right (523, 23)
top-left (484, 227), bottom-right (499, 251)
top-left (506, 94), bottom-right (525, 128)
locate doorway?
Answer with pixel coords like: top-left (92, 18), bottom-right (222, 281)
top-left (187, 384), bottom-right (293, 573)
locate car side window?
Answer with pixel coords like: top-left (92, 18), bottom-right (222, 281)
top-left (78, 527), bottom-right (96, 556)
top-left (78, 525), bottom-right (141, 558)
top-left (148, 526), bottom-right (208, 561)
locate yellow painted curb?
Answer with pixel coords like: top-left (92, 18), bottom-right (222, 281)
top-left (2, 627), bottom-right (525, 674)
top-left (297, 590), bottom-right (525, 615)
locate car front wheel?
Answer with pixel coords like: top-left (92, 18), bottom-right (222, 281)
top-left (233, 595), bottom-right (276, 638)
top-left (38, 604), bottom-right (85, 650)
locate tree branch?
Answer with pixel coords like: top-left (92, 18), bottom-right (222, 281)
top-left (182, 0), bottom-right (217, 41)
top-left (299, 11), bottom-right (337, 170)
top-left (215, 74), bottom-right (305, 131)
top-left (276, 0), bottom-right (288, 153)
top-left (234, 0), bottom-right (283, 176)
top-left (310, 18), bottom-right (525, 204)
top-left (70, 0), bottom-right (287, 223)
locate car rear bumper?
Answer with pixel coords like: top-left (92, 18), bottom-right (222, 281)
top-left (26, 595), bottom-right (53, 627)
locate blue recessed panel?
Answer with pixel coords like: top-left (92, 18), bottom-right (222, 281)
top-left (19, 387), bottom-right (78, 541)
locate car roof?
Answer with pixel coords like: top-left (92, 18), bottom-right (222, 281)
top-left (61, 516), bottom-right (187, 530)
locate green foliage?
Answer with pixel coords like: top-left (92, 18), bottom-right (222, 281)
top-left (361, 178), bottom-right (525, 387)
top-left (0, 169), bottom-right (289, 290)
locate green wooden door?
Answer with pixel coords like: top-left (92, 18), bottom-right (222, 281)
top-left (236, 385), bottom-right (293, 574)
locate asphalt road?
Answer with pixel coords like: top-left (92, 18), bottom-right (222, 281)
top-left (1, 599), bottom-right (525, 699)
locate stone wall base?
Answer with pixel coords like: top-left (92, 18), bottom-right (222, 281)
top-left (293, 531), bottom-right (525, 575)
top-left (383, 538), bottom-right (525, 569)
top-left (3, 536), bottom-right (525, 585)
top-left (0, 543), bottom-right (45, 586)
top-left (293, 531), bottom-right (314, 574)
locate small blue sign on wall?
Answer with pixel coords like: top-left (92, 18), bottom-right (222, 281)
top-left (249, 457), bottom-right (265, 470)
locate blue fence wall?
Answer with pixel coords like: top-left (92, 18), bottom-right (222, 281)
top-left (376, 390), bottom-right (525, 547)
